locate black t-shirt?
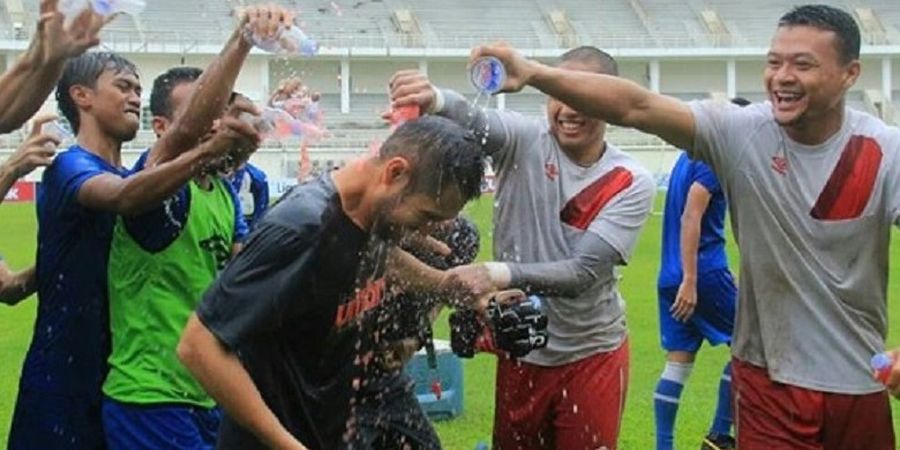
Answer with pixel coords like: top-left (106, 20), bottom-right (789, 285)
top-left (197, 175), bottom-right (390, 450)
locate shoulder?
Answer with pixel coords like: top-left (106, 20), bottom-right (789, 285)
top-left (605, 144), bottom-right (654, 188)
top-left (44, 147), bottom-right (116, 183)
top-left (260, 176), bottom-right (334, 233)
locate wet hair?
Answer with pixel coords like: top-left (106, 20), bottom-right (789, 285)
top-left (778, 4), bottom-right (860, 64)
top-left (150, 67), bottom-right (202, 119)
top-left (730, 97), bottom-right (751, 107)
top-left (56, 52), bottom-right (139, 134)
top-left (559, 46), bottom-right (618, 76)
top-left (379, 115), bottom-right (485, 202)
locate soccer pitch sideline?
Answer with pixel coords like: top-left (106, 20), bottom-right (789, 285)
top-left (2, 196), bottom-right (900, 449)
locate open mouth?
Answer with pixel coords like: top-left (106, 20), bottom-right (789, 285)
top-left (557, 118), bottom-right (585, 133)
top-left (773, 90), bottom-right (804, 107)
top-left (125, 110), bottom-right (141, 121)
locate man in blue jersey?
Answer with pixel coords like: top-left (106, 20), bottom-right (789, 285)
top-left (8, 6), bottom-right (292, 449)
top-left (229, 161), bottom-right (269, 230)
top-left (654, 97), bottom-right (749, 450)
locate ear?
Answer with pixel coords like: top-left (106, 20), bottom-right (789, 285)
top-left (381, 157), bottom-right (411, 190)
top-left (151, 116), bottom-right (169, 138)
top-left (843, 59), bottom-right (861, 90)
top-left (69, 85), bottom-right (93, 110)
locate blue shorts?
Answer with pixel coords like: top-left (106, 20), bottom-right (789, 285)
top-left (657, 268), bottom-right (736, 353)
top-left (8, 386), bottom-right (105, 450)
top-left (101, 397), bottom-right (221, 450)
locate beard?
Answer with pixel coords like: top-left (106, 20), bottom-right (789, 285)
top-left (370, 193), bottom-right (407, 241)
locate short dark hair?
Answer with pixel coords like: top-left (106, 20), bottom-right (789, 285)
top-left (56, 52), bottom-right (138, 134)
top-left (150, 67), bottom-right (202, 119)
top-left (559, 46), bottom-right (618, 76)
top-left (778, 4), bottom-right (860, 64)
top-left (730, 97), bottom-right (751, 107)
top-left (379, 116), bottom-right (485, 202)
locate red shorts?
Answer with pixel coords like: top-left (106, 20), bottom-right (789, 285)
top-left (732, 358), bottom-right (895, 450)
top-left (493, 339), bottom-right (629, 450)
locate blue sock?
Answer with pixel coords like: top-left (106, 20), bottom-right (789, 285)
top-left (654, 361), bottom-right (693, 450)
top-left (709, 361), bottom-right (733, 437)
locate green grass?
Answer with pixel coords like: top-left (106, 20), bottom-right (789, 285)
top-left (2, 197), bottom-right (900, 449)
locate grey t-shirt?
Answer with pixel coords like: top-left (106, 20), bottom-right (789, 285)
top-left (690, 100), bottom-right (900, 394)
top-left (438, 93), bottom-right (655, 366)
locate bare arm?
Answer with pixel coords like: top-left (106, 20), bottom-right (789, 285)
top-left (146, 6), bottom-right (294, 167)
top-left (0, 1), bottom-right (107, 133)
top-left (0, 263), bottom-right (36, 306)
top-left (178, 315), bottom-right (307, 450)
top-left (0, 114), bottom-right (61, 205)
top-left (671, 182), bottom-right (712, 322)
top-left (78, 114), bottom-right (259, 216)
top-left (471, 45), bottom-right (697, 150)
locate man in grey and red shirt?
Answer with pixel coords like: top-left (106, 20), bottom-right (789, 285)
top-left (465, 4), bottom-right (898, 450)
top-left (390, 47), bottom-right (656, 450)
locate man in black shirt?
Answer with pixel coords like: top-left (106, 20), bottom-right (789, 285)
top-left (178, 116), bottom-right (485, 450)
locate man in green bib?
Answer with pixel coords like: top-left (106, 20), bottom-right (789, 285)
top-left (101, 67), bottom-right (250, 449)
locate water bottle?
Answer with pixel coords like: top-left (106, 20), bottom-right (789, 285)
top-left (474, 441), bottom-right (489, 450)
top-left (246, 24), bottom-right (319, 57)
top-left (527, 295), bottom-right (542, 310)
top-left (40, 121), bottom-right (73, 143)
top-left (57, 0), bottom-right (145, 18)
top-left (241, 107), bottom-right (302, 141)
top-left (469, 56), bottom-right (506, 94)
top-left (872, 352), bottom-right (894, 384)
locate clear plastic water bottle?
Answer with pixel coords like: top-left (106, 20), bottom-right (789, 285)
top-left (57, 0), bottom-right (145, 18)
top-left (469, 56), bottom-right (506, 94)
top-left (41, 121), bottom-right (73, 142)
top-left (527, 295), bottom-right (542, 310)
top-left (872, 352), bottom-right (894, 384)
top-left (241, 107), bottom-right (302, 141)
top-left (246, 24), bottom-right (319, 57)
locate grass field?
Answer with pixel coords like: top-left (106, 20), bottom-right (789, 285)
top-left (2, 196), bottom-right (900, 449)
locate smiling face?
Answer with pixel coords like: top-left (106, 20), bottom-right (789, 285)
top-left (546, 60), bottom-right (607, 158)
top-left (764, 25), bottom-right (859, 140)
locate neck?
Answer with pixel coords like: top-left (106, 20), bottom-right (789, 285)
top-left (331, 158), bottom-right (377, 231)
top-left (783, 102), bottom-right (846, 146)
top-left (76, 120), bottom-right (122, 167)
top-left (564, 138), bottom-right (606, 166)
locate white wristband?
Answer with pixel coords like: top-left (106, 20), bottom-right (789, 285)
top-left (484, 262), bottom-right (512, 288)
top-left (428, 85), bottom-right (445, 114)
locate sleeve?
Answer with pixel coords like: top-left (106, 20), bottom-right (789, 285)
top-left (690, 160), bottom-right (721, 195)
top-left (436, 88), bottom-right (542, 171)
top-left (122, 188), bottom-right (190, 253)
top-left (224, 179), bottom-right (249, 243)
top-left (50, 151), bottom-right (113, 211)
top-left (687, 99), bottom-right (749, 182)
top-left (507, 232), bottom-right (621, 297)
top-left (587, 171), bottom-right (656, 263)
top-left (196, 222), bottom-right (317, 349)
top-left (252, 167), bottom-right (269, 223)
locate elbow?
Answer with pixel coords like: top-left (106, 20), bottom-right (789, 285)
top-left (177, 330), bottom-right (203, 372)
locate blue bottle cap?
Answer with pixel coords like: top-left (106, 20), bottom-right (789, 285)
top-left (469, 57), bottom-right (506, 94)
top-left (871, 352), bottom-right (893, 370)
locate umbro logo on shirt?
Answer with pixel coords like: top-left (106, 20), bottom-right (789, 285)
top-left (771, 156), bottom-right (789, 175)
top-left (544, 162), bottom-right (559, 181)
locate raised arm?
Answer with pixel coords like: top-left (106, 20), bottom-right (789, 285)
top-left (471, 45), bottom-right (697, 150)
top-left (146, 5), bottom-right (295, 168)
top-left (0, 0), bottom-right (107, 133)
top-left (670, 182), bottom-right (712, 322)
top-left (388, 70), bottom-right (515, 155)
top-left (0, 114), bottom-right (59, 205)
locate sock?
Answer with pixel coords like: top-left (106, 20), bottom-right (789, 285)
top-left (654, 361), bottom-right (693, 450)
top-left (709, 361), bottom-right (733, 437)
